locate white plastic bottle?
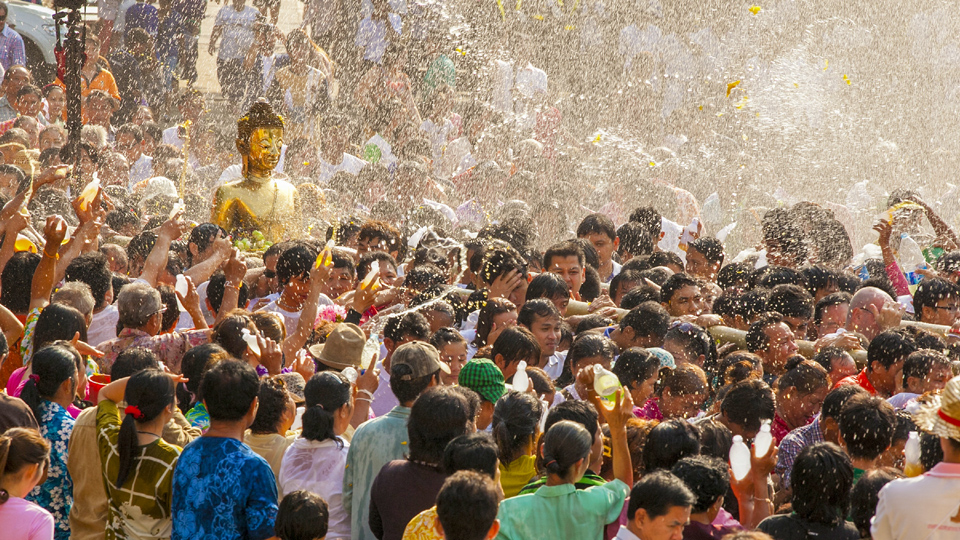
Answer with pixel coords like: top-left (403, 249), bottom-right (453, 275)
top-left (899, 234), bottom-right (927, 285)
top-left (754, 419), bottom-right (773, 459)
top-left (593, 365), bottom-right (621, 397)
top-left (174, 274), bottom-right (188, 311)
top-left (904, 431), bottom-right (922, 477)
top-left (513, 361), bottom-right (529, 392)
top-left (241, 328), bottom-right (261, 356)
top-left (730, 435), bottom-right (752, 482)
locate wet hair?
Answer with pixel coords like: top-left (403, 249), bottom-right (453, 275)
top-left (178, 343), bottom-right (230, 410)
top-left (251, 312), bottom-right (285, 343)
top-left (111, 348), bottom-right (159, 380)
top-left (274, 490), bottom-right (329, 540)
top-left (442, 432), bottom-right (499, 478)
top-left (867, 330), bottom-right (917, 372)
top-left (720, 380), bottom-right (776, 433)
top-left (0, 428), bottom-right (50, 505)
top-left (838, 394), bottom-right (897, 460)
top-left (200, 360), bottom-right (261, 422)
top-left (407, 386), bottom-right (472, 465)
top-left (617, 222), bottom-right (654, 258)
top-left (574, 314), bottom-right (612, 334)
top-left (665, 322), bottom-right (717, 369)
top-left (920, 431), bottom-right (944, 472)
top-left (671, 456), bottom-right (730, 513)
top-left (642, 419), bottom-right (700, 472)
top-left (479, 244), bottom-right (528, 286)
top-left (620, 302), bottom-right (670, 341)
top-left (277, 244), bottom-right (318, 286)
top-left (473, 298), bottom-right (516, 348)
top-left (914, 277), bottom-right (960, 321)
top-left (821, 384), bottom-right (867, 421)
top-left (629, 206), bottom-right (662, 237)
top-left (754, 265), bottom-right (806, 289)
top-left (563, 334), bottom-right (617, 385)
top-left (383, 311), bottom-right (431, 344)
top-left (518, 298), bottom-right (561, 329)
top-left (814, 292), bottom-right (852, 326)
top-left (745, 312), bottom-right (786, 353)
top-left (688, 237), bottom-right (724, 265)
top-left (301, 371), bottom-right (351, 446)
top-left (526, 272), bottom-right (570, 302)
top-left (542, 240), bottom-right (584, 270)
top-left (126, 231), bottom-right (157, 264)
top-left (613, 348), bottom-right (660, 389)
top-left (620, 285), bottom-right (662, 311)
top-left (211, 312), bottom-right (257, 359)
top-left (20, 343), bottom-right (79, 421)
top-left (766, 284), bottom-right (814, 320)
top-left (791, 443), bottom-right (854, 526)
top-left (697, 419), bottom-right (733, 460)
top-left (541, 420), bottom-right (593, 478)
top-left (577, 213), bottom-right (617, 241)
top-left (902, 349), bottom-right (951, 388)
top-left (0, 251), bottom-right (39, 314)
top-left (33, 303), bottom-right (87, 352)
top-left (64, 252), bottom-right (112, 308)
top-left (802, 265), bottom-right (838, 297)
top-left (430, 327), bottom-right (467, 351)
top-left (850, 468), bottom-right (902, 538)
top-left (627, 470), bottom-right (696, 520)
top-left (776, 359), bottom-right (829, 395)
top-left (357, 251), bottom-right (398, 279)
top-left (716, 263), bottom-right (752, 290)
top-left (436, 471), bottom-right (500, 540)
top-left (544, 400), bottom-right (600, 442)
top-left (660, 273), bottom-right (699, 305)
top-left (116, 369), bottom-right (175, 487)
top-left (492, 391), bottom-right (543, 464)
top-left (249, 376), bottom-right (292, 435)
top-left (657, 364), bottom-right (709, 399)
top-left (489, 326), bottom-right (540, 371)
top-left (157, 285), bottom-right (180, 332)
top-left (649, 251), bottom-right (683, 271)
top-left (186, 223), bottom-right (226, 266)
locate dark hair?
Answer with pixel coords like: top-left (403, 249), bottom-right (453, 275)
top-left (629, 206), bottom-right (662, 236)
top-left (766, 284), bottom-right (814, 320)
top-left (561, 334), bottom-right (617, 386)
top-left (383, 311), bottom-right (431, 343)
top-left (541, 420), bottom-right (593, 478)
top-left (657, 364), bottom-right (709, 399)
top-left (479, 245), bottom-right (527, 285)
top-left (526, 272), bottom-right (570, 302)
top-left (745, 312), bottom-right (785, 353)
top-left (211, 313), bottom-right (257, 359)
top-left (186, 223), bottom-right (226, 266)
top-left (157, 285), bottom-right (180, 332)
top-left (542, 240), bottom-right (584, 270)
top-left (430, 326), bottom-right (467, 351)
top-left (612, 348), bottom-right (660, 389)
top-left (110, 348), bottom-right (159, 380)
top-left (616, 222), bottom-right (654, 258)
top-left (716, 263), bottom-right (752, 290)
top-left (777, 359), bottom-right (829, 395)
top-left (492, 391), bottom-right (543, 464)
top-left (33, 303), bottom-right (87, 353)
top-left (627, 470), bottom-right (696, 520)
top-left (250, 377), bottom-right (292, 434)
top-left (64, 252), bottom-right (112, 308)
top-left (407, 386), bottom-right (472, 465)
top-left (574, 314), bottom-right (612, 334)
top-left (838, 394), bottom-right (896, 460)
top-left (802, 265), bottom-right (837, 296)
top-left (920, 431), bottom-right (944, 472)
top-left (660, 273), bottom-right (699, 305)
top-left (850, 468), bottom-right (901, 537)
top-left (489, 326), bottom-right (540, 371)
top-left (914, 277), bottom-right (960, 322)
top-left (814, 292), bottom-right (852, 326)
top-left (620, 302), bottom-right (670, 340)
top-left (442, 432), bottom-right (499, 478)
top-left (517, 298), bottom-right (561, 328)
top-left (867, 330), bottom-right (917, 371)
top-left (791, 443), bottom-right (854, 526)
top-left (620, 286), bottom-right (662, 311)
top-left (821, 384), bottom-right (867, 421)
top-left (754, 265), bottom-right (806, 289)
top-left (902, 349), bottom-right (951, 388)
top-left (648, 251), bottom-right (683, 271)
top-left (577, 213), bottom-right (617, 241)
top-left (301, 371), bottom-right (352, 445)
top-left (274, 490), bottom-right (329, 540)
top-left (207, 271), bottom-right (249, 313)
top-left (389, 362), bottom-right (439, 404)
top-left (436, 471), bottom-right (499, 540)
top-left (116, 369), bottom-right (175, 487)
top-left (720, 380), bottom-right (776, 433)
top-left (178, 343), bottom-right (229, 410)
top-left (544, 400), bottom-right (599, 442)
top-left (20, 343), bottom-right (79, 420)
top-left (0, 251), bottom-right (39, 314)
top-left (671, 456), bottom-right (729, 513)
top-left (697, 419), bottom-right (733, 460)
top-left (473, 298), bottom-right (516, 348)
top-left (357, 251), bottom-right (398, 281)
top-left (689, 237), bottom-right (724, 265)
top-left (0, 428), bottom-right (50, 505)
top-left (200, 360), bottom-right (261, 422)
top-left (665, 322), bottom-right (717, 369)
top-left (642, 419), bottom-right (700, 472)
top-left (277, 244), bottom-right (318, 286)
top-left (126, 231), bottom-right (157, 264)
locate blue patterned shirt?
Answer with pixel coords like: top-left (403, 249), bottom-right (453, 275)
top-left (775, 415), bottom-right (824, 489)
top-left (172, 437), bottom-right (278, 540)
top-left (26, 400), bottom-right (74, 540)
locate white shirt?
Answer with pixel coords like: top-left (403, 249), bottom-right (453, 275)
top-left (614, 526), bottom-right (642, 540)
top-left (259, 294), bottom-right (334, 335)
top-left (279, 438), bottom-right (351, 540)
top-left (89, 304), bottom-right (120, 347)
top-left (542, 351), bottom-right (566, 381)
top-left (871, 462), bottom-right (960, 540)
top-left (128, 153), bottom-right (153, 188)
top-left (213, 5), bottom-right (261, 60)
top-left (370, 362), bottom-right (398, 417)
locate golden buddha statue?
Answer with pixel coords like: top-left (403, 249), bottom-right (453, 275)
top-left (212, 100), bottom-right (301, 244)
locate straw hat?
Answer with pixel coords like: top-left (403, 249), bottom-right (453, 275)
top-left (915, 375), bottom-right (960, 441)
top-left (307, 323), bottom-right (366, 370)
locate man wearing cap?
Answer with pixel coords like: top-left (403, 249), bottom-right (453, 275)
top-left (344, 341), bottom-right (448, 540)
top-left (458, 359), bottom-right (506, 430)
top-left (871, 375), bottom-right (960, 539)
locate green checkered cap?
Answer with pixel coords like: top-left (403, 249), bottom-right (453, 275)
top-left (458, 358), bottom-right (506, 403)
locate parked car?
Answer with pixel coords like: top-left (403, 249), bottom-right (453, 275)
top-left (8, 0), bottom-right (62, 84)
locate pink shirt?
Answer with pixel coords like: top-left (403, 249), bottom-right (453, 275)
top-left (0, 496), bottom-right (55, 540)
top-left (6, 367), bottom-right (82, 418)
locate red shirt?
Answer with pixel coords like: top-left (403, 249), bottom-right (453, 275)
top-left (835, 368), bottom-right (877, 395)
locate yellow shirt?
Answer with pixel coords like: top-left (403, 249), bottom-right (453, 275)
top-left (499, 454), bottom-right (538, 499)
top-left (401, 506), bottom-right (443, 540)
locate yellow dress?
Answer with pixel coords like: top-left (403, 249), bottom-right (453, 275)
top-left (499, 454), bottom-right (538, 499)
top-left (401, 506), bottom-right (443, 540)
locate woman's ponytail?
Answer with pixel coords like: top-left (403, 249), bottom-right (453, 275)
top-left (115, 369), bottom-right (175, 487)
top-left (301, 372), bottom-right (352, 447)
top-left (0, 428), bottom-right (50, 504)
top-left (541, 420), bottom-right (592, 480)
top-left (21, 344), bottom-right (80, 420)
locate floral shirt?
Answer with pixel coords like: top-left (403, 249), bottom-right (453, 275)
top-left (97, 328), bottom-right (211, 374)
top-left (171, 437), bottom-right (278, 540)
top-left (402, 506), bottom-right (442, 540)
top-left (184, 402), bottom-right (209, 432)
top-left (27, 400), bottom-right (75, 540)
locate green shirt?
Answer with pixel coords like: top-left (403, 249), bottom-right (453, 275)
top-left (343, 406), bottom-right (411, 540)
top-left (517, 470), bottom-right (606, 495)
top-left (495, 479), bottom-right (628, 540)
top-left (97, 400), bottom-right (181, 540)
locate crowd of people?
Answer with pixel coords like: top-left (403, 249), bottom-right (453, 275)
top-left (0, 0), bottom-right (956, 539)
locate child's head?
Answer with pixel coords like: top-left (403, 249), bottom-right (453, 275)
top-left (541, 420), bottom-right (593, 482)
top-left (0, 428), bottom-right (50, 502)
top-left (436, 471), bottom-right (501, 540)
top-left (274, 490), bottom-right (329, 540)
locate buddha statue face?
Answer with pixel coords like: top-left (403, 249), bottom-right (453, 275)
top-left (238, 126), bottom-right (283, 179)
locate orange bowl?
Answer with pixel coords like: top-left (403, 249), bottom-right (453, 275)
top-left (87, 374), bottom-right (111, 403)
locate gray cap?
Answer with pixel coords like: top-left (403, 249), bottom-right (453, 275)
top-left (391, 341), bottom-right (450, 381)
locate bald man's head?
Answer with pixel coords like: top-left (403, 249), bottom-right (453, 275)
top-left (847, 287), bottom-right (893, 341)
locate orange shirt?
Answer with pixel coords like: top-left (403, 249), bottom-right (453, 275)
top-left (53, 66), bottom-right (121, 124)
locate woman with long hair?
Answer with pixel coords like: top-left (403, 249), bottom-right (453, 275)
top-left (0, 428), bottom-right (53, 538)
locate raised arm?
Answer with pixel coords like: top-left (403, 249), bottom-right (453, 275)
top-left (281, 261), bottom-right (330, 361)
top-left (29, 215), bottom-right (68, 312)
top-left (215, 249), bottom-right (247, 326)
top-left (139, 212), bottom-right (187, 286)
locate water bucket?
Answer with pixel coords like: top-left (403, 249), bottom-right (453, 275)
top-left (87, 374), bottom-right (111, 403)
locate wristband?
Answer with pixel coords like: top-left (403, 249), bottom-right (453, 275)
top-left (355, 397), bottom-right (372, 403)
top-left (357, 389), bottom-right (374, 400)
top-left (43, 250), bottom-right (59, 260)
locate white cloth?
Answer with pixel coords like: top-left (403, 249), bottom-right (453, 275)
top-left (542, 351), bottom-right (566, 381)
top-left (128, 153), bottom-right (153, 188)
top-left (871, 462), bottom-right (960, 540)
top-left (370, 363), bottom-right (398, 417)
top-left (614, 526), bottom-right (642, 540)
top-left (279, 438), bottom-right (351, 540)
top-left (89, 304), bottom-right (120, 347)
top-left (214, 5), bottom-right (261, 60)
top-left (317, 153), bottom-right (367, 184)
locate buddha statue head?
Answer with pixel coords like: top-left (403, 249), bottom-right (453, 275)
top-left (237, 99), bottom-right (285, 180)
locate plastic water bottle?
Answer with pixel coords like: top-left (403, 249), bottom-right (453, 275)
top-left (241, 328), bottom-right (260, 356)
top-left (730, 435), bottom-right (751, 482)
top-left (513, 361), bottom-right (529, 392)
top-left (904, 431), bottom-right (922, 477)
top-left (593, 365), bottom-right (621, 397)
top-left (342, 367), bottom-right (359, 385)
top-left (754, 419), bottom-right (773, 459)
top-left (899, 234), bottom-right (927, 285)
top-left (174, 274), bottom-right (188, 311)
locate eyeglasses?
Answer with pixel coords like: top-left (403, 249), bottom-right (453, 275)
top-left (152, 306), bottom-right (167, 317)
